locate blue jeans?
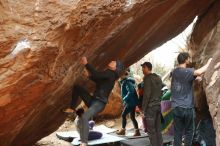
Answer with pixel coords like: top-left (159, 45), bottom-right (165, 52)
top-left (71, 85), bottom-right (106, 143)
top-left (173, 107), bottom-right (195, 146)
top-left (75, 99), bottom-right (105, 143)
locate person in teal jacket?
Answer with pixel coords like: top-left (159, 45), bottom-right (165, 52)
top-left (116, 70), bottom-right (140, 136)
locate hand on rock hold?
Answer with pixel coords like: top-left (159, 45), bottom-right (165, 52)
top-left (195, 76), bottom-right (203, 82)
top-left (81, 57), bottom-right (88, 65)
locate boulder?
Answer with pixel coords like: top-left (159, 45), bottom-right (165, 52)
top-left (0, 0), bottom-right (218, 145)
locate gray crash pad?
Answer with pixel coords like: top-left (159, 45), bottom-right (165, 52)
top-left (120, 134), bottom-right (173, 146)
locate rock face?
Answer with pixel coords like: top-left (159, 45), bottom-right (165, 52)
top-left (99, 82), bottom-right (122, 118)
top-left (190, 0), bottom-right (220, 144)
top-left (0, 0), bottom-right (219, 146)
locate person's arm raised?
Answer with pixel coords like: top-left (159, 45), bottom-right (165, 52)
top-left (81, 57), bottom-right (98, 75)
top-left (81, 57), bottom-right (111, 79)
top-left (194, 58), bottom-right (212, 76)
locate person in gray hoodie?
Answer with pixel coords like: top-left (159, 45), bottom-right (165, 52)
top-left (141, 62), bottom-right (163, 146)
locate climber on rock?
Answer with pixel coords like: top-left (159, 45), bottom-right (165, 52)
top-left (64, 57), bottom-right (123, 146)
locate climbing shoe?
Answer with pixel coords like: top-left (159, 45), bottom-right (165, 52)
top-left (116, 128), bottom-right (125, 135)
top-left (133, 129), bottom-right (141, 136)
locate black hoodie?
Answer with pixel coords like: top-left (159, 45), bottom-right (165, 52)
top-left (85, 64), bottom-right (118, 103)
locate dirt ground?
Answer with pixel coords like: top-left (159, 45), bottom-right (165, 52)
top-left (34, 115), bottom-right (143, 146)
